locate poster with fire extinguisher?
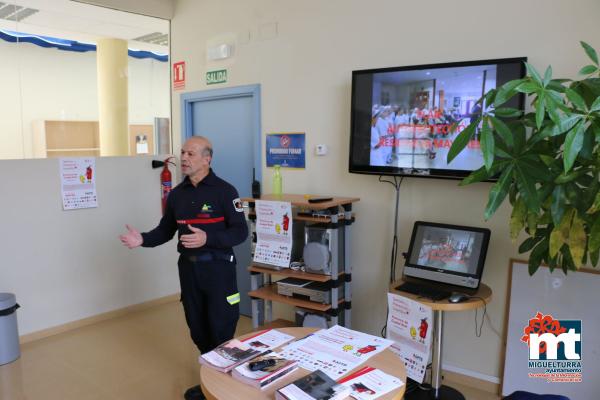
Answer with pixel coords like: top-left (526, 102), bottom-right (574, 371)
top-left (59, 157), bottom-right (98, 210)
top-left (253, 200), bottom-right (293, 268)
top-left (385, 293), bottom-right (433, 383)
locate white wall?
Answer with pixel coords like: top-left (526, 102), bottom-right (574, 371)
top-left (0, 39), bottom-right (170, 159)
top-left (170, 0), bottom-right (600, 380)
top-left (0, 156), bottom-right (179, 335)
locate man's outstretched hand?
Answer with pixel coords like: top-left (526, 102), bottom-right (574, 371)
top-left (119, 224), bottom-right (143, 249)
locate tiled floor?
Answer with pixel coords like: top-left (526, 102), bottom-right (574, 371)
top-left (0, 301), bottom-right (499, 399)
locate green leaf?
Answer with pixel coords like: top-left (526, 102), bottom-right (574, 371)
top-left (543, 65), bottom-right (552, 86)
top-left (581, 41), bottom-right (599, 65)
top-left (549, 227), bottom-right (564, 258)
top-left (519, 157), bottom-right (553, 182)
top-left (552, 114), bottom-right (584, 136)
top-left (580, 127), bottom-right (594, 160)
top-left (494, 79), bottom-right (524, 107)
top-left (551, 185), bottom-right (566, 226)
top-left (460, 166), bottom-right (489, 186)
top-left (510, 197), bottom-right (526, 240)
top-left (587, 191), bottom-right (600, 214)
top-left (460, 160), bottom-right (511, 186)
top-left (447, 119), bottom-right (478, 163)
top-left (547, 79), bottom-right (569, 93)
top-left (483, 89), bottom-right (497, 108)
top-left (494, 145), bottom-right (512, 158)
top-left (510, 122), bottom-right (527, 153)
top-left (528, 237), bottom-right (548, 275)
top-left (544, 96), bottom-right (561, 125)
top-left (519, 236), bottom-right (542, 253)
top-left (490, 116), bottom-right (514, 147)
top-left (589, 216), bottom-right (600, 253)
top-left (590, 97), bottom-right (600, 112)
top-left (593, 122), bottom-right (600, 142)
top-left (494, 107), bottom-right (522, 118)
top-left (535, 92), bottom-right (546, 129)
top-left (515, 162), bottom-right (540, 212)
top-left (591, 248), bottom-right (600, 267)
top-left (527, 212), bottom-right (538, 236)
top-left (516, 81), bottom-right (540, 94)
top-left (539, 154), bottom-right (556, 166)
top-left (579, 65), bottom-right (598, 75)
top-left (561, 246), bottom-right (576, 272)
top-left (563, 120), bottom-right (586, 172)
top-left (566, 88), bottom-right (588, 111)
top-left (480, 119), bottom-right (494, 171)
top-left (567, 212), bottom-right (586, 268)
top-left (525, 62), bottom-right (543, 85)
top-left (554, 169), bottom-right (586, 185)
top-left (484, 164), bottom-right (514, 220)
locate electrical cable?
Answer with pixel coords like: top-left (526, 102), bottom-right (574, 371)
top-left (378, 175), bottom-right (404, 338)
top-left (470, 296), bottom-right (487, 337)
top-left (484, 309), bottom-right (503, 339)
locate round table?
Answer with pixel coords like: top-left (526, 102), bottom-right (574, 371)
top-left (200, 327), bottom-right (407, 400)
top-left (389, 281), bottom-right (492, 400)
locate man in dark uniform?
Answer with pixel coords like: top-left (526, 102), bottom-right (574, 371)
top-left (119, 136), bottom-right (248, 400)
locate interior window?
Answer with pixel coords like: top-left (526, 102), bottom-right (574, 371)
top-left (0, 1), bottom-right (170, 159)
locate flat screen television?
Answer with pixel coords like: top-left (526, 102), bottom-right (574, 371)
top-left (349, 57), bottom-right (526, 179)
top-left (404, 221), bottom-right (491, 290)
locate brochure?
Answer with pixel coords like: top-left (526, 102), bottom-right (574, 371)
top-left (338, 366), bottom-right (404, 400)
top-left (280, 325), bottom-right (393, 379)
top-left (276, 370), bottom-right (351, 400)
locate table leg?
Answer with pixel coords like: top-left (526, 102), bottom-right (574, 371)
top-left (431, 310), bottom-right (443, 394)
top-left (405, 310), bottom-right (465, 400)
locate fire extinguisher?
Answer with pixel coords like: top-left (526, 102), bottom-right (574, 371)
top-left (152, 157), bottom-right (175, 214)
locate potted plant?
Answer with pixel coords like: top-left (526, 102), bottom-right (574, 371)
top-left (447, 42), bottom-right (600, 275)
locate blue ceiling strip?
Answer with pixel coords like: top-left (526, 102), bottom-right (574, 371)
top-left (0, 30), bottom-right (168, 62)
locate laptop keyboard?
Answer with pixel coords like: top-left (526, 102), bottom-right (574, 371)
top-left (396, 281), bottom-right (451, 301)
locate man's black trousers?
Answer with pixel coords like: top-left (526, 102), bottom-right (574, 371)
top-left (178, 255), bottom-right (240, 354)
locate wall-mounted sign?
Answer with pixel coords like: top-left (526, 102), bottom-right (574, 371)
top-left (173, 61), bottom-right (185, 90)
top-left (60, 157), bottom-right (98, 210)
top-left (266, 132), bottom-right (306, 169)
top-left (206, 69), bottom-right (227, 85)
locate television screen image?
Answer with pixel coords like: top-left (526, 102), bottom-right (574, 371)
top-left (404, 221), bottom-right (491, 289)
top-left (409, 225), bottom-right (484, 275)
top-left (350, 58), bottom-right (526, 179)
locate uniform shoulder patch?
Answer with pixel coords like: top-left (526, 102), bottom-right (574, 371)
top-left (232, 198), bottom-right (244, 212)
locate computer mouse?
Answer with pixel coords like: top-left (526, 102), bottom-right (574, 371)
top-left (448, 292), bottom-right (470, 303)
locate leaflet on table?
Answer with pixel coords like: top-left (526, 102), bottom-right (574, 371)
top-left (232, 351), bottom-right (299, 389)
top-left (199, 339), bottom-right (263, 372)
top-left (276, 369), bottom-right (350, 400)
top-left (200, 329), bottom-right (295, 372)
top-left (338, 366), bottom-right (404, 400)
top-left (311, 325), bottom-right (393, 361)
top-left (241, 328), bottom-right (296, 350)
top-left (385, 293), bottom-right (433, 383)
top-left (253, 200), bottom-right (293, 268)
top-left (59, 157), bottom-right (98, 210)
top-left (280, 325), bottom-right (393, 379)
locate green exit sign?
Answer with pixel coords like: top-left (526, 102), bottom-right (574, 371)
top-left (206, 69), bottom-right (227, 85)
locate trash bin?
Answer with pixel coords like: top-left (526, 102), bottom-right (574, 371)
top-left (0, 293), bottom-right (20, 365)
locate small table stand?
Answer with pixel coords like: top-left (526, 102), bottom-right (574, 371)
top-left (389, 281), bottom-right (492, 400)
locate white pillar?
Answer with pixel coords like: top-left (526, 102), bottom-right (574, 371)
top-left (96, 38), bottom-right (128, 156)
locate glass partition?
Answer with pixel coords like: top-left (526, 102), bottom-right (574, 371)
top-left (0, 1), bottom-right (170, 159)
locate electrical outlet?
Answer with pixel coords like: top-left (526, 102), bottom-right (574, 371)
top-left (315, 144), bottom-right (328, 156)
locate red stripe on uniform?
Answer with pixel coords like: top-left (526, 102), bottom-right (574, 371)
top-left (177, 217), bottom-right (225, 224)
